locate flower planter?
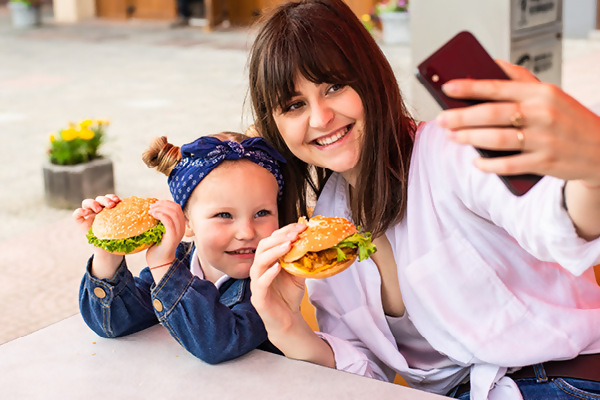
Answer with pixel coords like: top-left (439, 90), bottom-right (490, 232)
top-left (8, 2), bottom-right (41, 28)
top-left (43, 158), bottom-right (115, 209)
top-left (379, 11), bottom-right (410, 45)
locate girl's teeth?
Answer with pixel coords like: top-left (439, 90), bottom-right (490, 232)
top-left (316, 126), bottom-right (349, 146)
top-left (231, 249), bottom-right (255, 254)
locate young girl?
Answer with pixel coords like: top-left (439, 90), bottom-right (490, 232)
top-left (74, 132), bottom-right (286, 364)
top-left (246, 1), bottom-right (600, 399)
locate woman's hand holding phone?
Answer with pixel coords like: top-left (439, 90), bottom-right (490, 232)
top-left (438, 60), bottom-right (600, 186)
top-left (416, 31), bottom-right (543, 196)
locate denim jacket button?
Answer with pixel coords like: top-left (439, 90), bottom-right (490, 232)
top-left (153, 299), bottom-right (164, 312)
top-left (93, 287), bottom-right (106, 299)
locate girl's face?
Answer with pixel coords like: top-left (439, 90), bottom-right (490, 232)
top-left (185, 160), bottom-right (279, 280)
top-left (272, 76), bottom-right (365, 185)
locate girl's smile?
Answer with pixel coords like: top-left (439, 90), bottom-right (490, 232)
top-left (225, 247), bottom-right (256, 257)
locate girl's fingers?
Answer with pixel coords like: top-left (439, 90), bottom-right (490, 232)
top-left (72, 208), bottom-right (91, 223)
top-left (81, 199), bottom-right (103, 213)
top-left (149, 201), bottom-right (185, 235)
top-left (94, 195), bottom-right (117, 207)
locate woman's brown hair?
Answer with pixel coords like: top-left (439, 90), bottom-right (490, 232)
top-left (248, 0), bottom-right (415, 237)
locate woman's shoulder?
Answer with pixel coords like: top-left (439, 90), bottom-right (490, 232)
top-left (414, 120), bottom-right (449, 146)
top-left (413, 120), bottom-right (477, 168)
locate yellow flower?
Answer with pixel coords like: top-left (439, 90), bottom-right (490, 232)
top-left (79, 119), bottom-right (93, 128)
top-left (60, 127), bottom-right (78, 141)
top-left (49, 133), bottom-right (57, 142)
top-left (97, 119), bottom-right (110, 126)
top-left (362, 14), bottom-right (371, 22)
top-left (78, 127), bottom-right (95, 140)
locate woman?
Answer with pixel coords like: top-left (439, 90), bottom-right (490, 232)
top-left (247, 1), bottom-right (600, 399)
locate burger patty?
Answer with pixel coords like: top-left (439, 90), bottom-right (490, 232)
top-left (294, 246), bottom-right (356, 272)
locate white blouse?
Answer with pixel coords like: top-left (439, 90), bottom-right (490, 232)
top-left (306, 121), bottom-right (600, 400)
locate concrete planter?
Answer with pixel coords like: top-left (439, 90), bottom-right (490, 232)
top-left (8, 1), bottom-right (41, 28)
top-left (43, 158), bottom-right (115, 209)
top-left (379, 11), bottom-right (410, 45)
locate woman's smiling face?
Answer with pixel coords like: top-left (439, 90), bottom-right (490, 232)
top-left (272, 77), bottom-right (365, 185)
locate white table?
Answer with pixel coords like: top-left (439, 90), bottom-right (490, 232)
top-left (0, 315), bottom-right (448, 399)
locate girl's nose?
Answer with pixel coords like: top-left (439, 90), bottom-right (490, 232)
top-left (309, 100), bottom-right (334, 129)
top-left (235, 220), bottom-right (256, 241)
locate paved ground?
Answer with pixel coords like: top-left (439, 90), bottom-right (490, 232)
top-left (1, 4), bottom-right (599, 345)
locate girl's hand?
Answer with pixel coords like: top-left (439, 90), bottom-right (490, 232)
top-left (72, 194), bottom-right (123, 279)
top-left (436, 60), bottom-right (600, 185)
top-left (146, 200), bottom-right (186, 280)
top-left (73, 194), bottom-right (121, 234)
top-left (250, 223), bottom-right (307, 333)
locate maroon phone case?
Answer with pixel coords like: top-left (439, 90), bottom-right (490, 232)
top-left (416, 31), bottom-right (542, 196)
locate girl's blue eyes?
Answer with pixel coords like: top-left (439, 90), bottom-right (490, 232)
top-left (256, 210), bottom-right (271, 217)
top-left (213, 210), bottom-right (271, 219)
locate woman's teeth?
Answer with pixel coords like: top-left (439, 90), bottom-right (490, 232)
top-left (316, 126), bottom-right (350, 146)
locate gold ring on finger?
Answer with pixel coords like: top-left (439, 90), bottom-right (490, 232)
top-left (516, 129), bottom-right (525, 150)
top-left (510, 110), bottom-right (525, 128)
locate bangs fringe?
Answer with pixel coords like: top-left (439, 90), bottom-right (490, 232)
top-left (259, 10), bottom-right (355, 114)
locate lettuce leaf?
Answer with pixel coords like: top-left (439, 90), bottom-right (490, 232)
top-left (87, 223), bottom-right (166, 254)
top-left (332, 232), bottom-right (377, 262)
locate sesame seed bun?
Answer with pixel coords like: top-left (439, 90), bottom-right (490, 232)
top-left (279, 216), bottom-right (360, 279)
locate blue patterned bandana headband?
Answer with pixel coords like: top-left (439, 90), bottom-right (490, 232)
top-left (168, 136), bottom-right (286, 209)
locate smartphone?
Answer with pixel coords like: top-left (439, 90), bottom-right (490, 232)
top-left (415, 30), bottom-right (542, 196)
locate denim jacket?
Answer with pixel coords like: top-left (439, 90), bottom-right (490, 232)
top-left (79, 242), bottom-right (280, 364)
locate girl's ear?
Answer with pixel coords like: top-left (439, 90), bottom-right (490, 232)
top-left (184, 219), bottom-right (195, 238)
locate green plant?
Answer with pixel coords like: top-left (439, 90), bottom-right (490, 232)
top-left (48, 119), bottom-right (109, 165)
top-left (376, 0), bottom-right (408, 14)
top-left (9, 0), bottom-right (40, 6)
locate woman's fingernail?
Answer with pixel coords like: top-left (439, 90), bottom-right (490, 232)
top-left (445, 131), bottom-right (458, 141)
top-left (436, 113), bottom-right (447, 127)
top-left (441, 82), bottom-right (457, 94)
top-left (280, 241), bottom-right (291, 249)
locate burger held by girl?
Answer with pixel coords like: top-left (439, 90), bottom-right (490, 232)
top-left (73, 132), bottom-right (287, 363)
